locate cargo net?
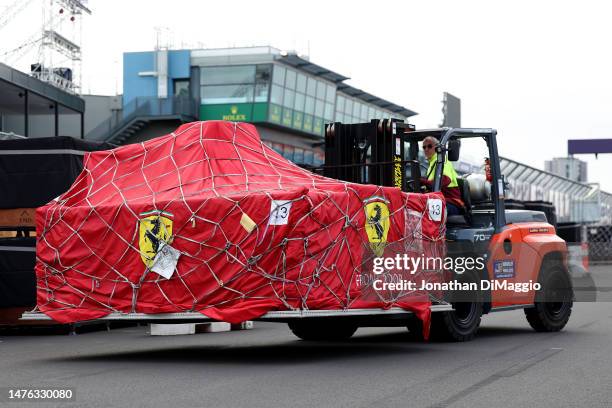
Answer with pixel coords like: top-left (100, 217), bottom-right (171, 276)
top-left (36, 121), bottom-right (447, 322)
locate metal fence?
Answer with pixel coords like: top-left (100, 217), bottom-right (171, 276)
top-left (499, 156), bottom-right (611, 224)
top-left (587, 225), bottom-right (612, 263)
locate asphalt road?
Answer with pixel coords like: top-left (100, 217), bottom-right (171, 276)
top-left (1, 265), bottom-right (612, 408)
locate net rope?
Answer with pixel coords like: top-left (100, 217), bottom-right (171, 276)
top-left (35, 121), bottom-right (446, 319)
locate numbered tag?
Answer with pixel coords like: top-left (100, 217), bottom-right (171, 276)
top-left (427, 198), bottom-right (443, 222)
top-left (269, 200), bottom-right (292, 225)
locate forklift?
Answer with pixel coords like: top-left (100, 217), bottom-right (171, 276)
top-left (322, 119), bottom-right (574, 341)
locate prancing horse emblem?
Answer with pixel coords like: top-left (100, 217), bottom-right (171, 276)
top-left (138, 210), bottom-right (173, 268)
top-left (364, 197), bottom-right (390, 257)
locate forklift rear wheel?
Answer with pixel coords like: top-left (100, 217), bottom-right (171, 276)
top-left (288, 320), bottom-right (358, 341)
top-left (525, 265), bottom-right (573, 332)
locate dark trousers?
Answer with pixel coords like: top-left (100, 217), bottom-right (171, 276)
top-left (447, 203), bottom-right (462, 216)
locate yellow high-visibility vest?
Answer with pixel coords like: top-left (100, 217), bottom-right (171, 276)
top-left (427, 153), bottom-right (459, 188)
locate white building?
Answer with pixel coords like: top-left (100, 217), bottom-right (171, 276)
top-left (545, 156), bottom-right (588, 183)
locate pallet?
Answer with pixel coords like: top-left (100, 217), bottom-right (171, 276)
top-left (149, 321), bottom-right (252, 336)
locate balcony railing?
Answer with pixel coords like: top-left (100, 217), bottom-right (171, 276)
top-left (86, 96), bottom-right (198, 142)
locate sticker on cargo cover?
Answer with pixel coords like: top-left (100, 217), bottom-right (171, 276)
top-left (364, 196), bottom-right (390, 257)
top-left (427, 198), bottom-right (443, 222)
top-left (269, 200), bottom-right (292, 225)
top-left (493, 259), bottom-right (515, 279)
top-left (138, 210), bottom-right (173, 268)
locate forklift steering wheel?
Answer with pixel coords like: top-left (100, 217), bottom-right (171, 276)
top-left (405, 163), bottom-right (430, 192)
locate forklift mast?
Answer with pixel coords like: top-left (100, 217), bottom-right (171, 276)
top-left (324, 119), bottom-right (416, 189)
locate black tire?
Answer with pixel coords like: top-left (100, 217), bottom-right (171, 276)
top-left (407, 303), bottom-right (483, 342)
top-left (525, 265), bottom-right (573, 332)
top-left (432, 301), bottom-right (483, 342)
top-left (407, 272), bottom-right (483, 342)
top-left (288, 320), bottom-right (358, 341)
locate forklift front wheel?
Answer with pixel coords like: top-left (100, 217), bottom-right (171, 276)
top-left (525, 265), bottom-right (573, 332)
top-left (435, 300), bottom-right (483, 342)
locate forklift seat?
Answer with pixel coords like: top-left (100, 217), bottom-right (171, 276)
top-left (458, 177), bottom-right (472, 215)
top-left (447, 177), bottom-right (472, 225)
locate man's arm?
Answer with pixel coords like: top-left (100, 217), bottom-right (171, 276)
top-left (420, 175), bottom-right (452, 188)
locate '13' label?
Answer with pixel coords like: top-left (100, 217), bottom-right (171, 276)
top-left (427, 198), bottom-right (443, 222)
top-left (269, 200), bottom-right (292, 225)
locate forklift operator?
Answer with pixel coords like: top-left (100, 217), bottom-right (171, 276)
top-left (421, 136), bottom-right (465, 216)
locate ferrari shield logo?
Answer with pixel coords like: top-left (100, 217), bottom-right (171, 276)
top-left (364, 197), bottom-right (390, 257)
top-left (138, 210), bottom-right (173, 268)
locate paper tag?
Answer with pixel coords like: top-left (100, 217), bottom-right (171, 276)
top-left (151, 242), bottom-right (180, 279)
top-left (395, 137), bottom-right (401, 154)
top-left (240, 212), bottom-right (256, 233)
top-left (269, 200), bottom-right (292, 225)
top-left (427, 198), bottom-right (443, 222)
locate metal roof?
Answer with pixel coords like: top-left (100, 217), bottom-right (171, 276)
top-left (276, 54), bottom-right (417, 118)
top-left (276, 54), bottom-right (349, 83)
top-left (336, 83), bottom-right (417, 118)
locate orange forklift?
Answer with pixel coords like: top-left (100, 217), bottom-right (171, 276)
top-left (323, 120), bottom-right (574, 341)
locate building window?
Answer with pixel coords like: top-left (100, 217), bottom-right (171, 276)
top-left (324, 102), bottom-right (334, 121)
top-left (345, 98), bottom-right (353, 117)
top-left (201, 66), bottom-right (254, 85)
top-left (285, 69), bottom-right (296, 90)
top-left (352, 101), bottom-right (360, 118)
top-left (305, 96), bottom-right (315, 115)
top-left (296, 74), bottom-right (307, 94)
top-left (201, 84), bottom-right (254, 104)
top-left (283, 88), bottom-right (295, 108)
top-left (200, 64), bottom-right (271, 105)
top-left (174, 79), bottom-right (189, 97)
top-left (294, 92), bottom-right (305, 112)
top-left (325, 84), bottom-right (335, 103)
top-left (255, 83), bottom-right (269, 102)
top-left (256, 65), bottom-right (271, 83)
top-left (336, 95), bottom-right (345, 113)
top-left (273, 65), bottom-right (286, 86)
top-left (316, 81), bottom-right (326, 101)
top-left (306, 77), bottom-right (316, 97)
top-left (360, 104), bottom-right (368, 121)
top-left (315, 100), bottom-right (324, 118)
top-left (271, 84), bottom-right (283, 105)
top-left (265, 63), bottom-right (336, 135)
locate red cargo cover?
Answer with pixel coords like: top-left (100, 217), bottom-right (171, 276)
top-left (35, 121), bottom-right (446, 335)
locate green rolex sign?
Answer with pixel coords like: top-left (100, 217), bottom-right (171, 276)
top-left (222, 105), bottom-right (247, 121)
top-left (200, 102), bottom-right (322, 138)
top-left (200, 103), bottom-right (268, 122)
